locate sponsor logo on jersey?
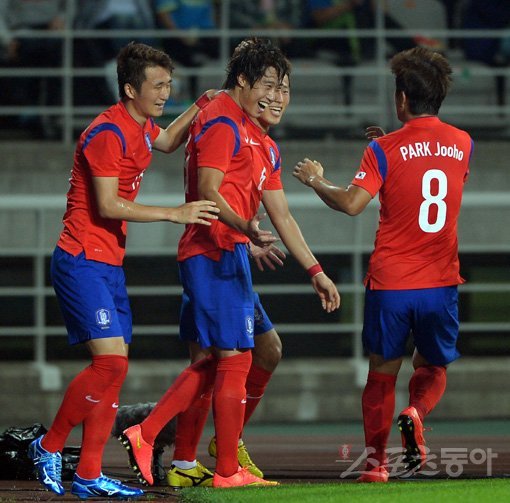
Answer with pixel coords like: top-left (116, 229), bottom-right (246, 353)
top-left (245, 136), bottom-right (260, 146)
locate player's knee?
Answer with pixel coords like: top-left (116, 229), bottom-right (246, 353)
top-left (109, 355), bottom-right (129, 383)
top-left (253, 336), bottom-right (282, 371)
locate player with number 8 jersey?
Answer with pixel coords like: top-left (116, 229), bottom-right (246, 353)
top-left (293, 46), bottom-right (473, 483)
top-left (351, 114), bottom-right (472, 290)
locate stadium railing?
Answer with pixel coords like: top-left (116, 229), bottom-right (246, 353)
top-left (0, 0), bottom-right (509, 142)
top-left (1, 192), bottom-right (509, 389)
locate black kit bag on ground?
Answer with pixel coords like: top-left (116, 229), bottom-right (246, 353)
top-left (0, 423), bottom-right (80, 480)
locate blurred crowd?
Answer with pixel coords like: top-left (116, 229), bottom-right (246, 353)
top-left (1, 0), bottom-right (509, 138)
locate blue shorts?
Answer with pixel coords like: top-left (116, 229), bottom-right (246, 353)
top-left (51, 246), bottom-right (132, 345)
top-left (178, 244), bottom-right (269, 350)
top-left (180, 290), bottom-right (273, 345)
top-left (362, 286), bottom-right (460, 366)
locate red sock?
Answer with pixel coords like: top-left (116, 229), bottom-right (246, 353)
top-left (213, 351), bottom-right (252, 478)
top-left (76, 356), bottom-right (128, 479)
top-left (141, 354), bottom-right (217, 445)
top-left (42, 355), bottom-right (129, 453)
top-left (242, 365), bottom-right (272, 434)
top-left (173, 387), bottom-right (213, 462)
top-left (362, 371), bottom-right (397, 470)
top-left (409, 365), bottom-right (447, 421)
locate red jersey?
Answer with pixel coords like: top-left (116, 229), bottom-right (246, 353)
top-left (57, 102), bottom-right (161, 265)
top-left (351, 116), bottom-right (473, 290)
top-left (178, 92), bottom-right (283, 261)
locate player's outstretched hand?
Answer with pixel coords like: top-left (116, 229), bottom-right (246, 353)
top-left (311, 273), bottom-right (341, 313)
top-left (365, 126), bottom-right (386, 140)
top-left (172, 200), bottom-right (219, 225)
top-left (246, 213), bottom-right (278, 248)
top-left (249, 242), bottom-right (286, 272)
top-left (293, 158), bottom-right (324, 186)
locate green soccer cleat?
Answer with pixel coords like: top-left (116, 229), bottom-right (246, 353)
top-left (208, 437), bottom-right (264, 479)
top-left (167, 461), bottom-right (213, 489)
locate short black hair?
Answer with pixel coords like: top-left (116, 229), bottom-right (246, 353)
top-left (390, 47), bottom-right (452, 115)
top-left (223, 38), bottom-right (291, 90)
top-left (117, 42), bottom-right (174, 99)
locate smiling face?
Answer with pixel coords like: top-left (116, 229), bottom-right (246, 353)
top-left (257, 74), bottom-right (290, 131)
top-left (124, 65), bottom-right (172, 124)
top-left (237, 66), bottom-right (286, 122)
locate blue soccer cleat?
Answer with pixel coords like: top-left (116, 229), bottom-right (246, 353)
top-left (71, 473), bottom-right (144, 500)
top-left (28, 435), bottom-right (65, 495)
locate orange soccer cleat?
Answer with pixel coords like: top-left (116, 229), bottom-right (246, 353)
top-left (118, 424), bottom-right (154, 486)
top-left (212, 467), bottom-right (279, 488)
top-left (398, 406), bottom-right (427, 473)
top-left (357, 465), bottom-right (389, 483)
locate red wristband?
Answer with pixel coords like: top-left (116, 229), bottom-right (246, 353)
top-left (307, 264), bottom-right (323, 278)
top-left (195, 92), bottom-right (211, 110)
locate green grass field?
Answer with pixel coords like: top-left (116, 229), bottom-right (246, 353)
top-left (179, 479), bottom-right (510, 503)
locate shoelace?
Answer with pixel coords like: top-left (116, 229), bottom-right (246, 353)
top-left (98, 475), bottom-right (125, 488)
top-left (37, 452), bottom-right (62, 480)
top-left (238, 444), bottom-right (255, 465)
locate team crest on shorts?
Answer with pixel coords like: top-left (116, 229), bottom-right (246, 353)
top-left (96, 308), bottom-right (112, 329)
top-left (245, 315), bottom-right (254, 337)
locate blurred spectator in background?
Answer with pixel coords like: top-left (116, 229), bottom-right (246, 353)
top-left (461, 0), bottom-right (510, 108)
top-left (154, 0), bottom-right (219, 99)
top-left (228, 0), bottom-right (309, 57)
top-left (305, 0), bottom-right (364, 107)
top-left (461, 0), bottom-right (510, 66)
top-left (74, 0), bottom-right (156, 105)
top-left (353, 0), bottom-right (417, 60)
top-left (306, 0), bottom-right (362, 66)
top-left (0, 0), bottom-right (66, 137)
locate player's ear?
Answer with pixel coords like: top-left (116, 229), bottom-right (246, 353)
top-left (395, 89), bottom-right (406, 110)
top-left (124, 83), bottom-right (136, 99)
top-left (237, 74), bottom-right (247, 89)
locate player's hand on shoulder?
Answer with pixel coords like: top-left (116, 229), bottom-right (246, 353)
top-left (293, 158), bottom-right (324, 186)
top-left (249, 242), bottom-right (286, 272)
top-left (365, 126), bottom-right (386, 140)
top-left (312, 273), bottom-right (341, 312)
top-left (172, 200), bottom-right (219, 225)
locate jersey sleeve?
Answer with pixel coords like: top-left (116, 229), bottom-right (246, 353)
top-left (195, 116), bottom-right (241, 173)
top-left (265, 143), bottom-right (283, 191)
top-left (149, 118), bottom-right (162, 143)
top-left (351, 141), bottom-right (385, 197)
top-left (82, 123), bottom-right (126, 177)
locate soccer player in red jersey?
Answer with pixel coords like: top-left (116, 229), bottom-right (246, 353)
top-left (27, 42), bottom-right (218, 499)
top-left (293, 47), bottom-right (473, 483)
top-left (166, 69), bottom-right (341, 488)
top-left (120, 38), bottom-right (340, 489)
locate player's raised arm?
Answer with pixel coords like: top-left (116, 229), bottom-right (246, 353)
top-left (153, 89), bottom-right (216, 153)
top-left (293, 158), bottom-right (371, 216)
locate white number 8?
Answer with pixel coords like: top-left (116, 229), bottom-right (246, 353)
top-left (419, 169), bottom-right (447, 233)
